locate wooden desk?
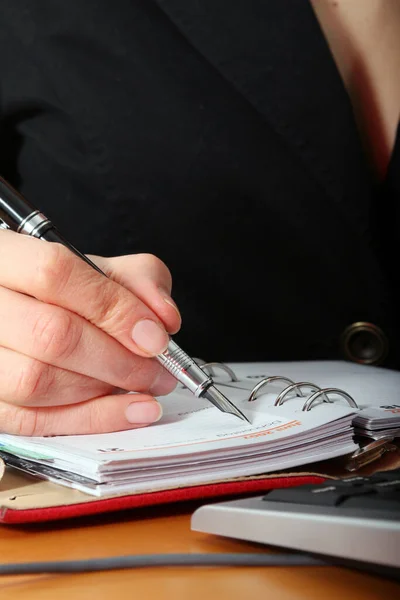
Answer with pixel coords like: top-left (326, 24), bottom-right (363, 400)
top-left (0, 501), bottom-right (399, 600)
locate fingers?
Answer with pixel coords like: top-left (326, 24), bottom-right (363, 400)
top-left (0, 231), bottom-right (179, 437)
top-left (0, 231), bottom-right (179, 357)
top-left (0, 393), bottom-right (163, 436)
top-left (0, 285), bottom-right (177, 395)
top-left (0, 345), bottom-right (119, 407)
top-left (90, 253), bottom-right (182, 335)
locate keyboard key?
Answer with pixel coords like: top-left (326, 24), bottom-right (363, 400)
top-left (264, 485), bottom-right (339, 506)
top-left (263, 467), bottom-right (400, 511)
top-left (340, 493), bottom-right (400, 511)
top-left (369, 470), bottom-right (400, 483)
top-left (264, 485), bottom-right (375, 507)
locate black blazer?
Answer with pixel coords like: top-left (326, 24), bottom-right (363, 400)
top-left (0, 0), bottom-right (399, 365)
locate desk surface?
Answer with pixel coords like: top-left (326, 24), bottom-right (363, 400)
top-left (0, 501), bottom-right (399, 600)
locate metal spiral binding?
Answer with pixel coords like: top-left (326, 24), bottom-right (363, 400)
top-left (274, 382), bottom-right (330, 406)
top-left (246, 376), bottom-right (358, 411)
top-left (248, 376), bottom-right (302, 402)
top-left (302, 387), bottom-right (358, 411)
top-left (192, 360), bottom-right (359, 411)
top-left (201, 362), bottom-right (239, 382)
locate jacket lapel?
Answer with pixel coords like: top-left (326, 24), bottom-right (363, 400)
top-left (156, 0), bottom-right (373, 229)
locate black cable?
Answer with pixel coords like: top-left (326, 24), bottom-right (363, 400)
top-left (0, 553), bottom-right (328, 575)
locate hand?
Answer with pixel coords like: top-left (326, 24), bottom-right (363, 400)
top-left (0, 230), bottom-right (181, 436)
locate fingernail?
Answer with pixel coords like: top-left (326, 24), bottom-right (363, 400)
top-left (125, 400), bottom-right (163, 424)
top-left (158, 288), bottom-right (181, 319)
top-left (150, 369), bottom-right (177, 396)
top-left (131, 319), bottom-right (169, 355)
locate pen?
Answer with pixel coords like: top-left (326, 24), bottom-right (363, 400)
top-left (0, 176), bottom-right (249, 422)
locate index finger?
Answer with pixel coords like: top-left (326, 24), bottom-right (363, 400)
top-left (0, 231), bottom-right (169, 357)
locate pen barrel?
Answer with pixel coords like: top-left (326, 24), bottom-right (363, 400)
top-left (157, 339), bottom-right (212, 397)
top-left (0, 176), bottom-right (41, 230)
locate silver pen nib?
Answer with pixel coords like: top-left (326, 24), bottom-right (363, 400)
top-left (156, 340), bottom-right (250, 422)
top-left (202, 385), bottom-right (251, 423)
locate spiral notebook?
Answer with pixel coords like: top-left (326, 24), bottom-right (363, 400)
top-left (1, 360), bottom-right (400, 523)
top-left (3, 358), bottom-right (398, 496)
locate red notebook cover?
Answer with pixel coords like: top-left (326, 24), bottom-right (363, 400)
top-left (0, 468), bottom-right (325, 524)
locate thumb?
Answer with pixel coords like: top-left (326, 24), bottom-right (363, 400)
top-left (0, 393), bottom-right (163, 436)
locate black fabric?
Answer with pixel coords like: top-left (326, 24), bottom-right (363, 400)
top-left (0, 0), bottom-right (399, 365)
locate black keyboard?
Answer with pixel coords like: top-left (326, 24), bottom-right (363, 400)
top-left (264, 469), bottom-right (400, 512)
top-left (192, 469), bottom-right (400, 578)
